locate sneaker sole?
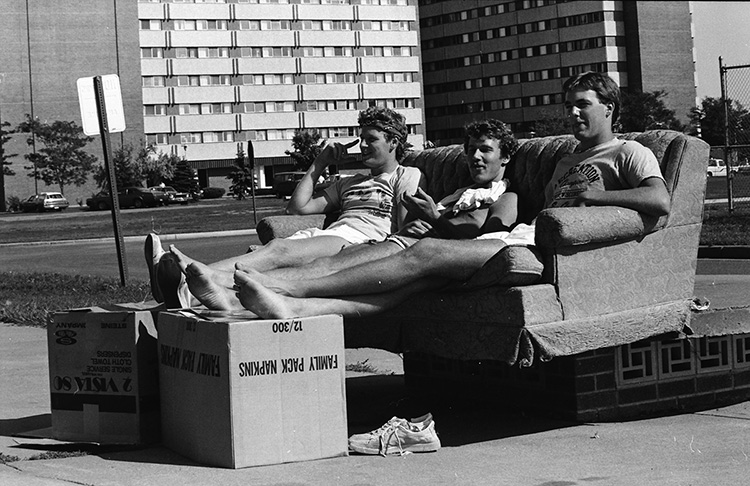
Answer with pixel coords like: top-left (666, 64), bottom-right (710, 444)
top-left (349, 442), bottom-right (441, 455)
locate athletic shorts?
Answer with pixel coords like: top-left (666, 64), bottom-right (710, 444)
top-left (286, 225), bottom-right (373, 245)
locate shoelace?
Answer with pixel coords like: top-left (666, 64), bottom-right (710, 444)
top-left (375, 419), bottom-right (414, 456)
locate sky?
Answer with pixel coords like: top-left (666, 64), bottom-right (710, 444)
top-left (692, 1), bottom-right (750, 100)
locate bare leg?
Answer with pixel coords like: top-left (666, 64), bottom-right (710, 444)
top-left (243, 238), bottom-right (508, 298)
top-left (206, 235), bottom-right (352, 273)
top-left (236, 240), bottom-right (403, 284)
top-left (235, 270), bottom-right (444, 319)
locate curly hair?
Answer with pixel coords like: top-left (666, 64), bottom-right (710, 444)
top-left (563, 71), bottom-right (621, 123)
top-left (463, 119), bottom-right (519, 159)
top-left (358, 106), bottom-right (409, 160)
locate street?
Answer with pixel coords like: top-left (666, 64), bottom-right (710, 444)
top-left (0, 232), bottom-right (261, 282)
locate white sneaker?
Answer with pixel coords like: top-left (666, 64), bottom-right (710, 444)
top-left (348, 413), bottom-right (441, 456)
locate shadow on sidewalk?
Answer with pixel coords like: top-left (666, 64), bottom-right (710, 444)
top-left (345, 374), bottom-right (576, 448)
top-left (0, 414), bottom-right (50, 437)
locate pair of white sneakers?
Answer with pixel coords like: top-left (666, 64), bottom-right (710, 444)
top-left (348, 413), bottom-right (441, 456)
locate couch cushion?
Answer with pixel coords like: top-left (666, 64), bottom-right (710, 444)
top-left (457, 245), bottom-right (544, 290)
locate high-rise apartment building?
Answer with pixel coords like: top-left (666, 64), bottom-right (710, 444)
top-left (1, 0), bottom-right (424, 201)
top-left (418, 0), bottom-right (696, 145)
top-left (138, 0), bottom-right (424, 190)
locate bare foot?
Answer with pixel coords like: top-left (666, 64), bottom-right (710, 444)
top-left (157, 253), bottom-right (191, 309)
top-left (185, 262), bottom-right (244, 311)
top-left (234, 270), bottom-right (299, 319)
top-left (234, 263), bottom-right (299, 297)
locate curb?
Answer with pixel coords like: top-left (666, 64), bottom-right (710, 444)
top-left (0, 229), bottom-right (258, 248)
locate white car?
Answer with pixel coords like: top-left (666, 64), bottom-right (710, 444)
top-left (706, 158), bottom-right (736, 177)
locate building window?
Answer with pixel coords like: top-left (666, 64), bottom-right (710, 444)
top-left (243, 102), bottom-right (266, 113)
top-left (199, 75), bottom-right (231, 86)
top-left (177, 76), bottom-right (200, 86)
top-left (383, 46), bottom-right (411, 56)
top-left (239, 20), bottom-right (260, 30)
top-left (363, 46), bottom-right (383, 56)
top-left (197, 20), bottom-right (228, 31)
top-left (301, 20), bottom-right (322, 30)
top-left (250, 130), bottom-right (267, 141)
top-left (146, 133), bottom-right (169, 145)
top-left (304, 73), bottom-right (326, 84)
top-left (175, 47), bottom-right (199, 58)
top-left (383, 21), bottom-right (409, 31)
top-left (240, 47), bottom-right (263, 58)
top-left (141, 48), bottom-right (163, 59)
top-left (179, 104), bottom-right (201, 115)
top-left (198, 47), bottom-right (230, 58)
top-left (361, 21), bottom-right (382, 31)
top-left (262, 47), bottom-right (292, 57)
top-left (261, 20), bottom-right (290, 30)
top-left (323, 20), bottom-right (351, 31)
top-left (203, 132), bottom-right (233, 143)
top-left (264, 74), bottom-right (294, 85)
top-left (144, 105), bottom-right (167, 116)
top-left (325, 73), bottom-right (355, 83)
top-left (201, 103), bottom-right (232, 114)
top-left (143, 76), bottom-right (165, 87)
top-left (180, 132), bottom-right (203, 144)
top-left (326, 100), bottom-right (356, 110)
top-left (174, 20), bottom-right (197, 31)
top-left (265, 101), bottom-right (295, 112)
top-left (140, 20), bottom-right (161, 30)
top-left (303, 47), bottom-right (324, 57)
top-left (324, 46), bottom-right (352, 57)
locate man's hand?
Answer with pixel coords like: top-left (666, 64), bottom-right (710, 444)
top-left (314, 139), bottom-right (358, 171)
top-left (397, 220), bottom-right (437, 238)
top-left (403, 188), bottom-right (441, 222)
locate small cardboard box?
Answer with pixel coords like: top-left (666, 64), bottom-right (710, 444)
top-left (158, 311), bottom-right (348, 468)
top-left (48, 303), bottom-right (160, 444)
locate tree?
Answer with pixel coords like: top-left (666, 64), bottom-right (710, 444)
top-left (165, 157), bottom-right (199, 196)
top-left (16, 115), bottom-right (97, 195)
top-left (532, 108), bottom-right (570, 137)
top-left (228, 147), bottom-right (255, 200)
top-left (93, 142), bottom-right (177, 191)
top-left (618, 90), bottom-right (685, 133)
top-left (1, 120), bottom-right (16, 176)
top-left (689, 96), bottom-right (750, 147)
top-left (285, 129), bottom-right (323, 171)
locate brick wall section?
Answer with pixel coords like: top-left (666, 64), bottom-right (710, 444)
top-left (403, 333), bottom-right (750, 421)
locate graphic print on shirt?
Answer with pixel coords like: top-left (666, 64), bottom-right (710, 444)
top-left (340, 177), bottom-right (394, 220)
top-left (549, 163), bottom-right (602, 207)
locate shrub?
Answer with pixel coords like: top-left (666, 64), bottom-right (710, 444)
top-left (201, 187), bottom-right (225, 199)
top-left (6, 195), bottom-right (22, 212)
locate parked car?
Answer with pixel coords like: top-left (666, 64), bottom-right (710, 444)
top-left (20, 192), bottom-right (70, 212)
top-left (86, 187), bottom-right (168, 210)
top-left (272, 172), bottom-right (338, 198)
top-left (149, 185), bottom-right (190, 205)
top-left (707, 158), bottom-right (738, 177)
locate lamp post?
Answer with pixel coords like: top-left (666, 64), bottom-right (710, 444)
top-left (0, 73), bottom-right (6, 213)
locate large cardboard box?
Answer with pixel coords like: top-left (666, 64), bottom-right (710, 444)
top-left (158, 311), bottom-right (348, 468)
top-left (48, 303), bottom-right (160, 444)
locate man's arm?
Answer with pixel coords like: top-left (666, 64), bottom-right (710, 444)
top-left (287, 139), bottom-right (358, 215)
top-left (573, 177), bottom-right (670, 217)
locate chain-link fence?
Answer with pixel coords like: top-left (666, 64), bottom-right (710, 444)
top-left (718, 60), bottom-right (750, 211)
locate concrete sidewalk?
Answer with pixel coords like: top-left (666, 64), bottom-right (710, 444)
top-left (3, 270), bottom-right (750, 485)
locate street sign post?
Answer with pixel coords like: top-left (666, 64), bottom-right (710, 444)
top-left (77, 74), bottom-right (128, 286)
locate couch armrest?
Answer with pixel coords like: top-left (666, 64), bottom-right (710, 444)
top-left (256, 214), bottom-right (331, 244)
top-left (535, 206), bottom-right (663, 248)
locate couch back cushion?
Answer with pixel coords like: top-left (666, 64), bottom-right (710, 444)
top-left (402, 130), bottom-right (708, 227)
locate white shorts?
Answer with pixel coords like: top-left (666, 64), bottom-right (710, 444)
top-left (476, 223), bottom-right (535, 246)
top-left (286, 225), bottom-right (373, 245)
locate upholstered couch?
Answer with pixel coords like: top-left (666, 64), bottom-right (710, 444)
top-left (256, 131), bottom-right (709, 367)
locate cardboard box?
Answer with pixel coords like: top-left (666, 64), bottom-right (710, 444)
top-left (48, 303), bottom-right (160, 444)
top-left (158, 311), bottom-right (348, 468)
